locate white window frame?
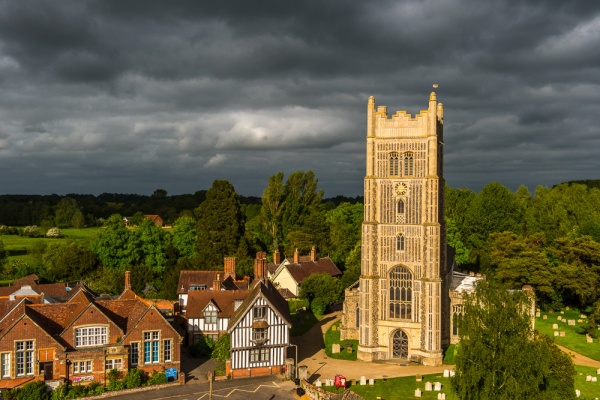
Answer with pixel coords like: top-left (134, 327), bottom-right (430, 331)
top-left (73, 360), bottom-right (92, 374)
top-left (204, 310), bottom-right (217, 324)
top-left (144, 331), bottom-right (160, 364)
top-left (164, 340), bottom-right (172, 363)
top-left (249, 347), bottom-right (269, 363)
top-left (253, 305), bottom-right (267, 320)
top-left (1, 353), bottom-right (10, 378)
top-left (75, 326), bottom-right (108, 347)
top-left (16, 341), bottom-right (34, 376)
top-left (105, 358), bottom-right (122, 371)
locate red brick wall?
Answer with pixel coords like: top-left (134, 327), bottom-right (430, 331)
top-left (61, 306), bottom-right (122, 348)
top-left (230, 365), bottom-right (283, 379)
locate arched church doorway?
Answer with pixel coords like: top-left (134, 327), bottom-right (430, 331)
top-left (391, 330), bottom-right (409, 359)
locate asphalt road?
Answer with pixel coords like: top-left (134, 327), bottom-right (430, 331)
top-left (107, 375), bottom-right (297, 400)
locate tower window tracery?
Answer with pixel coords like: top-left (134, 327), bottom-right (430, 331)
top-left (389, 152), bottom-right (399, 176)
top-left (396, 234), bottom-right (405, 251)
top-left (403, 152), bottom-right (414, 176)
top-left (397, 199), bottom-right (405, 214)
top-left (389, 266), bottom-right (412, 320)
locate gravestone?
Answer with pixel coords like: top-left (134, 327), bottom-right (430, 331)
top-left (443, 369), bottom-right (450, 378)
top-left (568, 320), bottom-right (576, 326)
top-left (581, 314), bottom-right (587, 318)
top-left (331, 325), bottom-right (336, 331)
top-left (332, 344), bottom-right (341, 354)
top-left (543, 315), bottom-right (548, 320)
top-left (536, 311), bottom-right (541, 317)
top-left (438, 394), bottom-right (446, 400)
top-left (346, 345), bottom-right (353, 354)
top-left (575, 389), bottom-right (580, 397)
top-left (425, 382), bottom-right (433, 391)
top-left (315, 379), bottom-right (322, 387)
top-left (561, 310), bottom-right (565, 314)
top-left (592, 377), bottom-right (598, 382)
top-left (434, 382), bottom-right (442, 391)
top-left (369, 378), bottom-right (374, 385)
top-left (298, 366), bottom-right (308, 381)
top-left (596, 368), bottom-right (600, 375)
top-left (416, 374), bottom-right (423, 382)
top-left (560, 331), bottom-right (566, 337)
top-left (586, 375), bottom-right (592, 382)
top-left (552, 324), bottom-right (559, 329)
top-left (450, 370), bottom-right (455, 377)
top-left (554, 331), bottom-right (559, 337)
top-left (360, 376), bottom-right (366, 385)
top-left (587, 335), bottom-right (594, 343)
top-left (579, 319), bottom-right (583, 323)
top-left (325, 378), bottom-right (333, 386)
top-left (557, 316), bottom-right (562, 321)
top-left (415, 388), bottom-right (422, 397)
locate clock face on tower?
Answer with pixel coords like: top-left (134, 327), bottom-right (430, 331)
top-left (394, 182), bottom-right (408, 196)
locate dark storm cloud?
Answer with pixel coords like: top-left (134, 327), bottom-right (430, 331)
top-left (0, 0), bottom-right (599, 197)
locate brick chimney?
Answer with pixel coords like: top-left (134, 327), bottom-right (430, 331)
top-left (310, 246), bottom-right (316, 262)
top-left (124, 271), bottom-right (131, 290)
top-left (224, 257), bottom-right (236, 280)
top-left (274, 250), bottom-right (281, 265)
top-left (294, 248), bottom-right (299, 264)
top-left (254, 251), bottom-right (267, 282)
top-left (213, 274), bottom-right (221, 291)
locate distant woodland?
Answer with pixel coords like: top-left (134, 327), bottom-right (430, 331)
top-left (1, 174), bottom-right (600, 318)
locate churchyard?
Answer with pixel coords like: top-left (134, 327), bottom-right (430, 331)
top-left (324, 320), bottom-right (358, 361)
top-left (536, 308), bottom-right (600, 362)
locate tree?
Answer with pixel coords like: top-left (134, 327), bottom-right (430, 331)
top-left (298, 273), bottom-right (342, 309)
top-left (90, 214), bottom-right (140, 269)
top-left (42, 241), bottom-right (98, 282)
top-left (326, 202), bottom-right (363, 268)
top-left (260, 172), bottom-right (286, 251)
top-left (133, 218), bottom-right (170, 273)
top-left (452, 281), bottom-right (575, 400)
top-left (54, 197), bottom-right (81, 228)
top-left (0, 239), bottom-right (7, 268)
top-left (195, 180), bottom-right (246, 268)
top-left (172, 216), bottom-right (198, 259)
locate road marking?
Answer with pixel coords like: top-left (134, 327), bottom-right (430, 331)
top-left (194, 382), bottom-right (281, 399)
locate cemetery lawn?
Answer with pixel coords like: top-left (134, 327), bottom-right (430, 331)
top-left (575, 365), bottom-right (600, 398)
top-left (536, 308), bottom-right (600, 362)
top-left (324, 320), bottom-right (358, 361)
top-left (321, 373), bottom-right (458, 399)
top-left (290, 299), bottom-right (321, 337)
top-left (443, 344), bottom-right (457, 365)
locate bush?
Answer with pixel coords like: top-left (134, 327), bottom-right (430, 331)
top-left (310, 298), bottom-right (327, 316)
top-left (212, 334), bottom-right (231, 363)
top-left (147, 370), bottom-right (167, 385)
top-left (22, 225), bottom-right (41, 238)
top-left (122, 368), bottom-right (146, 388)
top-left (4, 380), bottom-right (50, 400)
top-left (191, 335), bottom-right (215, 357)
top-left (46, 227), bottom-right (62, 238)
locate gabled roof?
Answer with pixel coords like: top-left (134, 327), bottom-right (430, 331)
top-left (273, 257), bottom-right (341, 285)
top-left (228, 281), bottom-right (291, 333)
top-left (12, 274), bottom-right (39, 286)
top-left (26, 302), bottom-right (88, 336)
top-left (177, 270), bottom-right (220, 294)
top-left (186, 290), bottom-right (249, 319)
top-left (95, 299), bottom-right (149, 334)
top-left (0, 281), bottom-right (85, 302)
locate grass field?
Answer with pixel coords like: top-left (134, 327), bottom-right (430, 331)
top-left (324, 320), bottom-right (358, 361)
top-left (536, 308), bottom-right (600, 362)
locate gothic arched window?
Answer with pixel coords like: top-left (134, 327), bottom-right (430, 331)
top-left (389, 152), bottom-right (399, 176)
top-left (397, 199), bottom-right (405, 214)
top-left (403, 152), bottom-right (414, 176)
top-left (396, 234), bottom-right (405, 251)
top-left (389, 266), bottom-right (412, 320)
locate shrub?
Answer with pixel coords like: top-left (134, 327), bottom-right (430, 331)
top-left (4, 380), bottom-right (50, 400)
top-left (147, 370), bottom-right (167, 385)
top-left (191, 335), bottom-right (215, 357)
top-left (310, 298), bottom-right (327, 316)
top-left (46, 227), bottom-right (62, 238)
top-left (22, 225), bottom-right (41, 237)
top-left (122, 368), bottom-right (146, 388)
top-left (212, 334), bottom-right (231, 363)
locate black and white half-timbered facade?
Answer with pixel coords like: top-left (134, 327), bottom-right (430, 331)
top-left (226, 281), bottom-right (292, 379)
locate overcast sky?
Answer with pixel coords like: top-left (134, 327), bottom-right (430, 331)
top-left (0, 0), bottom-right (598, 197)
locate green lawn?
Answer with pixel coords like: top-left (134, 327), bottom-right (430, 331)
top-left (536, 308), bottom-right (600, 362)
top-left (443, 344), bottom-right (457, 365)
top-left (321, 372), bottom-right (458, 400)
top-left (2, 227), bottom-right (101, 257)
top-left (575, 365), bottom-right (600, 398)
top-left (324, 320), bottom-right (358, 361)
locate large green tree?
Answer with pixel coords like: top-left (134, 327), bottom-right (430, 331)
top-left (260, 172), bottom-right (286, 251)
top-left (326, 202), bottom-right (363, 268)
top-left (195, 180), bottom-right (246, 268)
top-left (172, 216), bottom-right (198, 259)
top-left (42, 241), bottom-right (98, 282)
top-left (90, 214), bottom-right (140, 269)
top-left (133, 218), bottom-right (170, 273)
top-left (453, 281), bottom-right (575, 400)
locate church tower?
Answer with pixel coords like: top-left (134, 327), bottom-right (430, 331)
top-left (357, 91), bottom-right (446, 365)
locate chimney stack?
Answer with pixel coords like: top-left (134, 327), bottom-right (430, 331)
top-left (274, 250), bottom-right (281, 265)
top-left (224, 257), bottom-right (236, 280)
top-left (310, 246), bottom-right (316, 262)
top-left (254, 251), bottom-right (267, 282)
top-left (213, 273), bottom-right (221, 291)
top-left (124, 271), bottom-right (131, 290)
top-left (294, 248), bottom-right (300, 264)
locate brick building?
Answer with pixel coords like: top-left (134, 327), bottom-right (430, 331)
top-left (0, 272), bottom-right (182, 389)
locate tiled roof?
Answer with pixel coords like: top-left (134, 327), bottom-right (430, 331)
top-left (26, 302), bottom-right (87, 335)
top-left (95, 299), bottom-right (149, 333)
top-left (185, 290), bottom-right (249, 319)
top-left (177, 270), bottom-right (220, 294)
top-left (12, 274), bottom-right (39, 286)
top-left (228, 281), bottom-right (291, 333)
top-left (0, 281), bottom-right (84, 302)
top-left (278, 288), bottom-right (297, 299)
top-left (281, 257), bottom-right (341, 284)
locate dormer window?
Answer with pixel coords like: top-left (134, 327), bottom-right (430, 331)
top-left (190, 284), bottom-right (206, 291)
top-left (253, 305), bottom-right (267, 320)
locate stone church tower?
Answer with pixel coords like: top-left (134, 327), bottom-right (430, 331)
top-left (356, 91), bottom-right (447, 366)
